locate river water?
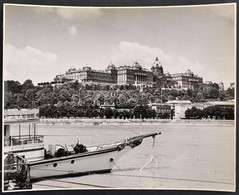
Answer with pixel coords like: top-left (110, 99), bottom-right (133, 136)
top-left (10, 121), bottom-right (235, 191)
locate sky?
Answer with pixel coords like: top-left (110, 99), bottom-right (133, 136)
top-left (4, 4), bottom-right (236, 88)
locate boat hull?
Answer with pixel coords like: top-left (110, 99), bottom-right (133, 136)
top-left (30, 145), bottom-right (131, 180)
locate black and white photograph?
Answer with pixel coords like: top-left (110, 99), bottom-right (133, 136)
top-left (3, 3), bottom-right (236, 192)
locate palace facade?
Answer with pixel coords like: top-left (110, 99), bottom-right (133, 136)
top-left (117, 62), bottom-right (153, 85)
top-left (54, 57), bottom-right (203, 89)
top-left (151, 57), bottom-right (203, 90)
top-left (54, 62), bottom-right (153, 86)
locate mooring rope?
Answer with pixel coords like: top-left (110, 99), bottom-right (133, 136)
top-left (110, 161), bottom-right (122, 171)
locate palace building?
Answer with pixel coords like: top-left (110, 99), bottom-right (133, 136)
top-left (54, 57), bottom-right (203, 89)
top-left (151, 57), bottom-right (203, 90)
top-left (55, 65), bottom-right (117, 85)
top-left (54, 62), bottom-right (153, 86)
top-left (117, 62), bottom-right (153, 85)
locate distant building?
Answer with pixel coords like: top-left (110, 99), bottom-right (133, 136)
top-left (150, 103), bottom-right (171, 117)
top-left (219, 82), bottom-right (224, 91)
top-left (170, 70), bottom-right (203, 90)
top-left (166, 100), bottom-right (192, 119)
top-left (117, 62), bottom-right (153, 86)
top-left (54, 65), bottom-right (117, 85)
top-left (151, 57), bottom-right (164, 78)
top-left (53, 57), bottom-right (203, 89)
top-left (54, 62), bottom-right (153, 86)
top-left (54, 73), bottom-right (73, 83)
top-left (165, 100), bottom-right (234, 119)
top-left (204, 81), bottom-right (213, 85)
top-left (208, 101), bottom-right (234, 111)
top-left (230, 82), bottom-right (235, 89)
top-left (151, 57), bottom-right (203, 90)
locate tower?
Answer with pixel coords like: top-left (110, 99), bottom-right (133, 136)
top-left (107, 62), bottom-right (117, 84)
top-left (151, 57), bottom-right (164, 75)
top-left (219, 82), bottom-right (224, 91)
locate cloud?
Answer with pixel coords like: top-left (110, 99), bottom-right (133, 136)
top-left (112, 41), bottom-right (172, 68)
top-left (68, 26), bottom-right (77, 36)
top-left (111, 41), bottom-right (210, 81)
top-left (112, 41), bottom-right (235, 86)
top-left (4, 44), bottom-right (59, 84)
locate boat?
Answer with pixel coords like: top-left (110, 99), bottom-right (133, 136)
top-left (3, 109), bottom-right (161, 190)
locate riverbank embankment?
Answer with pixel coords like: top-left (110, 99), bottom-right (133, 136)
top-left (39, 118), bottom-right (234, 126)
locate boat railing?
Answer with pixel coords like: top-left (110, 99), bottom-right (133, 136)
top-left (4, 108), bottom-right (39, 123)
top-left (4, 117), bottom-right (39, 123)
top-left (5, 135), bottom-right (44, 146)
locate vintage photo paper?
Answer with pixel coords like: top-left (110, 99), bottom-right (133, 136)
top-left (3, 3), bottom-right (236, 192)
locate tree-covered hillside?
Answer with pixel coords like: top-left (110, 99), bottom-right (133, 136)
top-left (4, 80), bottom-right (234, 119)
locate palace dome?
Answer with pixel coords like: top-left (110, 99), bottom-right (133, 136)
top-left (185, 69), bottom-right (194, 76)
top-left (107, 62), bottom-right (115, 69)
top-left (132, 61), bottom-right (142, 69)
top-left (165, 70), bottom-right (170, 76)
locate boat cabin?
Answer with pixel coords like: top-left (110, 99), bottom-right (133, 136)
top-left (4, 109), bottom-right (45, 162)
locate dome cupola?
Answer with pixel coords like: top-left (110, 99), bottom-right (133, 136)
top-left (185, 69), bottom-right (194, 76)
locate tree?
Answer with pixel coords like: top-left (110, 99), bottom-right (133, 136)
top-left (57, 89), bottom-right (71, 102)
top-left (92, 109), bottom-right (99, 118)
top-left (185, 109), bottom-right (191, 119)
top-left (208, 88), bottom-right (219, 99)
top-left (71, 106), bottom-right (79, 118)
top-left (70, 80), bottom-right (80, 91)
top-left (86, 108), bottom-right (94, 118)
top-left (112, 109), bottom-right (119, 119)
top-left (203, 106), bottom-right (215, 119)
top-left (37, 91), bottom-right (55, 106)
top-left (104, 108), bottom-right (113, 119)
top-left (71, 94), bottom-right (80, 103)
top-left (134, 105), bottom-right (147, 119)
top-left (98, 108), bottom-right (105, 118)
top-left (218, 91), bottom-right (226, 101)
top-left (168, 95), bottom-right (175, 101)
top-left (76, 109), bottom-right (85, 118)
top-left (224, 108), bottom-right (234, 120)
top-left (119, 85), bottom-right (124, 90)
top-left (39, 104), bottom-right (57, 118)
top-left (118, 111), bottom-right (124, 119)
top-left (14, 93), bottom-right (29, 108)
top-left (194, 92), bottom-right (204, 102)
top-left (203, 84), bottom-right (219, 100)
top-left (226, 87), bottom-right (234, 99)
top-left (122, 110), bottom-right (130, 119)
top-left (22, 79), bottom-right (34, 94)
top-left (194, 108), bottom-right (203, 119)
top-left (4, 80), bottom-right (22, 94)
top-left (57, 104), bottom-right (67, 118)
top-left (149, 109), bottom-right (156, 119)
top-left (185, 107), bottom-right (203, 119)
top-left (25, 88), bottom-right (37, 108)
